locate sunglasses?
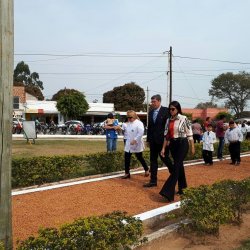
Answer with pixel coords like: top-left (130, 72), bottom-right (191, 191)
top-left (170, 108), bottom-right (176, 111)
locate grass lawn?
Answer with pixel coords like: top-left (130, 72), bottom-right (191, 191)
top-left (12, 139), bottom-right (125, 158)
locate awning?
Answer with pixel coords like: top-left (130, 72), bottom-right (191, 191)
top-left (25, 101), bottom-right (59, 114)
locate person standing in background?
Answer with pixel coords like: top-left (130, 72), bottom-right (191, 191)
top-left (216, 114), bottom-right (226, 160)
top-left (121, 110), bottom-right (149, 179)
top-left (202, 123), bottom-right (216, 165)
top-left (144, 95), bottom-right (172, 187)
top-left (192, 119), bottom-right (203, 143)
top-left (224, 120), bottom-right (243, 165)
top-left (103, 113), bottom-right (120, 152)
top-left (241, 123), bottom-right (247, 140)
top-left (203, 117), bottom-right (211, 131)
top-left (160, 101), bottom-right (195, 202)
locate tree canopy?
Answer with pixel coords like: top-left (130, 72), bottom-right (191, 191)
top-left (14, 61), bottom-right (44, 90)
top-left (13, 61), bottom-right (44, 100)
top-left (195, 101), bottom-right (218, 109)
top-left (51, 88), bottom-right (79, 101)
top-left (209, 72), bottom-right (250, 116)
top-left (56, 89), bottom-right (89, 120)
top-left (103, 82), bottom-right (145, 111)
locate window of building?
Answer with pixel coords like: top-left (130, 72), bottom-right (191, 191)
top-left (13, 96), bottom-right (19, 109)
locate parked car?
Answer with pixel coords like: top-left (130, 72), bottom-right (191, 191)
top-left (58, 120), bottom-right (85, 135)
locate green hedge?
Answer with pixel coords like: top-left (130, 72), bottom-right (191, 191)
top-left (16, 211), bottom-right (143, 250)
top-left (180, 178), bottom-right (250, 235)
top-left (12, 140), bottom-right (250, 188)
top-left (12, 156), bottom-right (87, 188)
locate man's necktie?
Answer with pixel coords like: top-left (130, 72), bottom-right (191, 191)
top-left (208, 132), bottom-right (210, 136)
top-left (153, 110), bottom-right (158, 123)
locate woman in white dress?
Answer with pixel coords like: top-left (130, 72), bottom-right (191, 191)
top-left (121, 110), bottom-right (149, 179)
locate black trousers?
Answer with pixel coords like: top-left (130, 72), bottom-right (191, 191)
top-left (202, 150), bottom-right (213, 164)
top-left (124, 151), bottom-right (149, 174)
top-left (149, 142), bottom-right (173, 184)
top-left (159, 138), bottom-right (189, 201)
top-left (229, 141), bottom-right (241, 163)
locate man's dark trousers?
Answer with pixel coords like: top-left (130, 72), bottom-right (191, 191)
top-left (150, 142), bottom-right (172, 184)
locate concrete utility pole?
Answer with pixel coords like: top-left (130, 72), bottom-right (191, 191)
top-left (169, 46), bottom-right (173, 103)
top-left (0, 0), bottom-right (14, 249)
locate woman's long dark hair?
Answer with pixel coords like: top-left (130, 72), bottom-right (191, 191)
top-left (169, 101), bottom-right (182, 115)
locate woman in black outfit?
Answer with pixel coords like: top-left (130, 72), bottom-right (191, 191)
top-left (159, 101), bottom-right (195, 202)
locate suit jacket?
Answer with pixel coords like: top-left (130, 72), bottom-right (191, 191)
top-left (147, 106), bottom-right (169, 145)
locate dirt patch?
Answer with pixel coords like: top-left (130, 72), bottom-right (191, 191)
top-left (13, 156), bottom-right (250, 249)
top-left (137, 212), bottom-right (250, 250)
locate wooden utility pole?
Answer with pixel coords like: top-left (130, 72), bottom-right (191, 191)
top-left (0, 0), bottom-right (14, 249)
top-left (169, 46), bottom-right (173, 103)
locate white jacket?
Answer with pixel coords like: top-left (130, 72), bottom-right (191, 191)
top-left (124, 119), bottom-right (145, 153)
top-left (202, 131), bottom-right (216, 151)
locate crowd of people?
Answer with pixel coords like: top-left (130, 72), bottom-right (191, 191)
top-left (103, 95), bottom-right (249, 203)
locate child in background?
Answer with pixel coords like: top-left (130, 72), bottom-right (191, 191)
top-left (106, 117), bottom-right (115, 126)
top-left (202, 123), bottom-right (216, 165)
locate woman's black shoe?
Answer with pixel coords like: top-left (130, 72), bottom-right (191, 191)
top-left (121, 174), bottom-right (130, 179)
top-left (159, 192), bottom-right (173, 202)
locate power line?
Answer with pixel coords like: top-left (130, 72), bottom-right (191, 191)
top-left (14, 51), bottom-right (250, 64)
top-left (173, 55), bottom-right (250, 65)
top-left (39, 71), bottom-right (166, 75)
top-left (14, 52), bottom-right (166, 58)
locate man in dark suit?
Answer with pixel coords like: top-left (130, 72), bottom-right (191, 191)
top-left (144, 94), bottom-right (172, 187)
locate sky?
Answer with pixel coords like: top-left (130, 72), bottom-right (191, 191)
top-left (14, 0), bottom-right (250, 109)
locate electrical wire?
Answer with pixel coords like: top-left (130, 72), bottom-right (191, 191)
top-left (173, 55), bottom-right (250, 65)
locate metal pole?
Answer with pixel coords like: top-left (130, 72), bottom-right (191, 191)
top-left (0, 0), bottom-right (14, 249)
top-left (169, 46), bottom-right (172, 103)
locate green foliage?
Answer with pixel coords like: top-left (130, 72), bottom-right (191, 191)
top-left (13, 61), bottom-right (44, 100)
top-left (52, 88), bottom-right (79, 101)
top-left (181, 178), bottom-right (250, 235)
top-left (17, 211), bottom-right (143, 250)
top-left (103, 82), bottom-right (145, 111)
top-left (85, 151), bottom-right (146, 174)
top-left (0, 242), bottom-right (4, 250)
top-left (182, 112), bottom-right (192, 121)
top-left (236, 238), bottom-right (250, 250)
top-left (214, 111), bottom-right (233, 121)
top-left (209, 71), bottom-right (250, 115)
top-left (56, 90), bottom-right (89, 120)
top-left (12, 155), bottom-right (87, 188)
top-left (195, 101), bottom-right (218, 109)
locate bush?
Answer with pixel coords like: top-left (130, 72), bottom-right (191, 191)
top-left (17, 211), bottom-right (143, 250)
top-left (181, 178), bottom-right (250, 235)
top-left (12, 140), bottom-right (250, 188)
top-left (12, 155), bottom-right (87, 188)
top-left (0, 242), bottom-right (4, 250)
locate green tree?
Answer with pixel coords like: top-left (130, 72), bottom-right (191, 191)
top-left (51, 88), bottom-right (79, 101)
top-left (56, 89), bottom-right (89, 120)
top-left (13, 61), bottom-right (44, 100)
top-left (215, 111), bottom-right (233, 122)
top-left (14, 61), bottom-right (44, 90)
top-left (209, 72), bottom-right (250, 116)
top-left (103, 82), bottom-right (145, 111)
top-left (195, 101), bottom-right (218, 109)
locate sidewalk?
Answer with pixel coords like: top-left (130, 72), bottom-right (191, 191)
top-left (12, 155), bottom-right (250, 246)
